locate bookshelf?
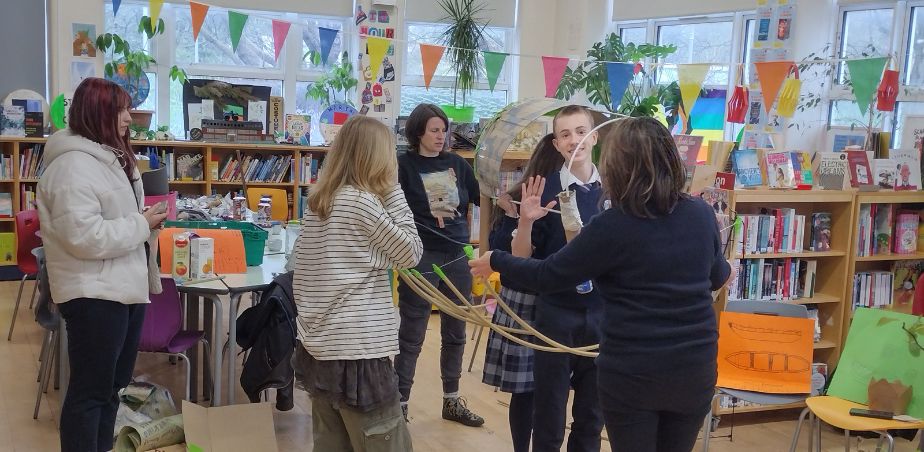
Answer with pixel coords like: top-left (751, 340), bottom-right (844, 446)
top-left (0, 136), bottom-right (330, 266)
top-left (716, 189), bottom-right (856, 415)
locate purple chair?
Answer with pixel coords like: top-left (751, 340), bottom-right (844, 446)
top-left (138, 278), bottom-right (210, 401)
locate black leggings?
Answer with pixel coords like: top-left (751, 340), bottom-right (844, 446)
top-left (509, 391), bottom-right (534, 452)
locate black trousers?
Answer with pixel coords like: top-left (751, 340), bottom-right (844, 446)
top-left (599, 363), bottom-right (717, 452)
top-left (531, 303), bottom-right (603, 452)
top-left (58, 298), bottom-right (146, 452)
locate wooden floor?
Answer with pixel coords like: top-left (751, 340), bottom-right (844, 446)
top-left (0, 279), bottom-right (919, 451)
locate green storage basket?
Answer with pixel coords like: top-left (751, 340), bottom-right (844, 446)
top-left (164, 221), bottom-right (269, 266)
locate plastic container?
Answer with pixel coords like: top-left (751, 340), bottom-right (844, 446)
top-left (164, 220), bottom-right (269, 266)
top-left (286, 220), bottom-right (300, 255)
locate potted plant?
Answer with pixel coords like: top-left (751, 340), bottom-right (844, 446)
top-left (438, 0), bottom-right (489, 123)
top-left (304, 51), bottom-right (358, 109)
top-left (95, 15), bottom-right (187, 129)
top-left (556, 33), bottom-right (680, 126)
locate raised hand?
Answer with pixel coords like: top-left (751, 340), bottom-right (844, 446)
top-left (518, 176), bottom-right (557, 223)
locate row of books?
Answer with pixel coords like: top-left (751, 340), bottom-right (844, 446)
top-left (855, 204), bottom-right (920, 256)
top-left (498, 168), bottom-right (525, 195)
top-left (0, 193), bottom-right (11, 217)
top-left (0, 155), bottom-right (12, 180)
top-left (731, 149), bottom-right (813, 188)
top-left (21, 186), bottom-right (36, 211)
top-left (19, 145), bottom-right (44, 179)
top-left (298, 152), bottom-right (321, 185)
top-left (727, 258), bottom-right (817, 302)
top-left (732, 211), bottom-right (829, 255)
top-left (215, 154), bottom-right (293, 183)
top-left (852, 271), bottom-right (895, 310)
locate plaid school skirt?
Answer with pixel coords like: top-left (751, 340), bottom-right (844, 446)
top-left (482, 287), bottom-right (537, 394)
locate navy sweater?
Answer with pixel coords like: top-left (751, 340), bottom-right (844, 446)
top-left (491, 196), bottom-right (731, 374)
top-left (526, 171), bottom-right (604, 310)
top-left (488, 215), bottom-right (533, 294)
top-left (398, 151), bottom-right (479, 252)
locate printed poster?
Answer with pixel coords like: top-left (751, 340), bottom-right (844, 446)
top-left (72, 23), bottom-right (97, 57)
top-left (70, 61), bottom-right (95, 90)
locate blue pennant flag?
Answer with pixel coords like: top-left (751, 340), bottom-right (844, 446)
top-left (318, 27), bottom-right (339, 65)
top-left (606, 62), bottom-right (635, 111)
top-left (113, 0), bottom-right (122, 15)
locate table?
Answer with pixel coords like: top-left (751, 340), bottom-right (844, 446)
top-left (221, 253), bottom-right (287, 404)
top-left (174, 277), bottom-right (228, 405)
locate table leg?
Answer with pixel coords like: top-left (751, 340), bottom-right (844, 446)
top-left (203, 299), bottom-right (213, 400)
top-left (185, 294), bottom-right (200, 402)
top-left (228, 292), bottom-right (243, 404)
top-left (203, 294), bottom-right (224, 406)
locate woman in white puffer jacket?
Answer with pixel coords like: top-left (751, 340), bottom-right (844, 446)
top-left (37, 77), bottom-right (167, 452)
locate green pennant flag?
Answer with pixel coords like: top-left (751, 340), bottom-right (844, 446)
top-left (228, 11), bottom-right (249, 52)
top-left (846, 56), bottom-right (889, 115)
top-left (483, 51), bottom-right (508, 92)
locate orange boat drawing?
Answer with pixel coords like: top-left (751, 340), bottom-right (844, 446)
top-left (728, 322), bottom-right (803, 343)
top-left (725, 351), bottom-right (810, 373)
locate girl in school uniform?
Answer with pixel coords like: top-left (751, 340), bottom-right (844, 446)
top-left (291, 115), bottom-right (422, 451)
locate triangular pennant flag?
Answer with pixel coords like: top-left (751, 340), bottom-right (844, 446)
top-left (754, 61), bottom-right (794, 113)
top-left (189, 1), bottom-right (209, 42)
top-left (605, 62), bottom-right (635, 111)
top-left (366, 36), bottom-right (390, 79)
top-left (483, 51), bottom-right (508, 92)
top-left (541, 56), bottom-right (569, 98)
top-left (271, 20), bottom-right (291, 62)
top-left (228, 11), bottom-right (249, 52)
top-left (149, 0), bottom-right (164, 26)
top-left (112, 0), bottom-right (122, 16)
top-left (318, 27), bottom-right (339, 65)
top-left (677, 64), bottom-right (711, 115)
top-left (419, 44), bottom-right (445, 89)
top-left (846, 56), bottom-right (889, 115)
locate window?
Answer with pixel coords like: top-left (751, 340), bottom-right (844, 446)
top-left (618, 26), bottom-right (647, 46)
top-left (905, 6), bottom-right (924, 86)
top-left (104, 1), bottom-right (350, 143)
top-left (837, 8), bottom-right (894, 83)
top-left (400, 22), bottom-right (515, 120)
top-left (657, 20), bottom-right (734, 86)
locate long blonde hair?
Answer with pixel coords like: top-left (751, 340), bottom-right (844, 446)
top-left (308, 116), bottom-right (397, 220)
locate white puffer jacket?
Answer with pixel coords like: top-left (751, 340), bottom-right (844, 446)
top-left (37, 129), bottom-right (150, 305)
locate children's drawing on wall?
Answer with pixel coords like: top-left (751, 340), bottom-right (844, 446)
top-left (72, 23), bottom-right (97, 57)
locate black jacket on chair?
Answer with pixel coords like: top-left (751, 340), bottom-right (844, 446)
top-left (235, 271), bottom-right (297, 410)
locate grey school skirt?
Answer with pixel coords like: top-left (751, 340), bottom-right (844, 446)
top-left (292, 344), bottom-right (401, 413)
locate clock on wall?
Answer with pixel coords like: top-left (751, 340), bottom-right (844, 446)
top-left (319, 102), bottom-right (358, 145)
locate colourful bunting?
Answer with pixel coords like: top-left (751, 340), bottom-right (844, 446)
top-left (318, 27), bottom-right (339, 65)
top-left (419, 44), bottom-right (445, 89)
top-left (149, 0), bottom-right (164, 27)
top-left (483, 51), bottom-right (508, 92)
top-left (846, 57), bottom-right (889, 115)
top-left (605, 62), bottom-right (634, 111)
top-left (727, 85), bottom-right (748, 124)
top-left (112, 0), bottom-right (122, 16)
top-left (677, 64), bottom-right (711, 116)
top-left (754, 61), bottom-right (794, 113)
top-left (270, 20), bottom-right (290, 62)
top-left (777, 70), bottom-right (801, 117)
top-left (228, 11), bottom-right (249, 52)
top-left (541, 56), bottom-right (569, 98)
top-left (877, 69), bottom-right (899, 112)
top-left (189, 1), bottom-right (209, 42)
top-left (366, 36), bottom-right (390, 79)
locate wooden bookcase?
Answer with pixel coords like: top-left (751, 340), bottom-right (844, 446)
top-left (0, 136), bottom-right (330, 266)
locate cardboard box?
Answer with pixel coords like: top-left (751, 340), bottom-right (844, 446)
top-left (189, 237), bottom-right (215, 280)
top-left (182, 401), bottom-right (278, 452)
top-left (172, 232), bottom-right (192, 280)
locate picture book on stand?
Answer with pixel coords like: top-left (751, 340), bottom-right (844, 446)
top-left (873, 158), bottom-right (897, 189)
top-left (790, 151), bottom-right (813, 187)
top-left (765, 151), bottom-right (795, 188)
top-left (733, 149), bottom-right (762, 187)
top-left (846, 150), bottom-right (873, 187)
top-left (894, 211), bottom-right (920, 254)
top-left (890, 148), bottom-right (922, 190)
top-left (892, 260), bottom-right (924, 306)
top-left (813, 152), bottom-right (848, 190)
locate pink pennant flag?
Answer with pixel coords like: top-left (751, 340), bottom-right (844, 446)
top-left (271, 19), bottom-right (291, 62)
top-left (541, 56), bottom-right (570, 98)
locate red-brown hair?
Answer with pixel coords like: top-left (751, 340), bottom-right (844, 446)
top-left (69, 77), bottom-right (137, 180)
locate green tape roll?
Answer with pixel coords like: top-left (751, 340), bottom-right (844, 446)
top-left (431, 264), bottom-right (447, 280)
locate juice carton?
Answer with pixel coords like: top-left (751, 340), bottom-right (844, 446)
top-left (172, 232), bottom-right (192, 280)
top-left (189, 237), bottom-right (215, 280)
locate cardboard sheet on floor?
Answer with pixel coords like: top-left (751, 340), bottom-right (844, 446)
top-left (827, 308), bottom-right (924, 418)
top-left (181, 401), bottom-right (278, 452)
top-left (159, 228), bottom-right (247, 274)
top-left (716, 311), bottom-right (814, 394)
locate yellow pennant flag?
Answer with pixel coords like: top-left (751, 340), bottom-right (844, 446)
top-left (678, 64), bottom-right (711, 117)
top-left (149, 0), bottom-right (164, 26)
top-left (366, 37), bottom-right (390, 80)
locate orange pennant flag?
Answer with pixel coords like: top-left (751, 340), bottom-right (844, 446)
top-left (189, 1), bottom-right (209, 42)
top-left (754, 61), bottom-right (794, 113)
top-left (419, 44), bottom-right (445, 89)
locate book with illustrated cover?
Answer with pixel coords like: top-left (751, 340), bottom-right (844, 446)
top-left (892, 260), bottom-right (924, 306)
top-left (891, 148), bottom-right (922, 190)
top-left (813, 152), bottom-right (848, 190)
top-left (790, 151), bottom-right (813, 187)
top-left (765, 151), bottom-right (795, 188)
top-left (894, 211), bottom-right (920, 254)
top-left (175, 154), bottom-right (204, 181)
top-left (873, 158), bottom-right (897, 189)
top-left (872, 204), bottom-right (894, 254)
top-left (674, 135), bottom-right (704, 167)
top-left (846, 150), bottom-right (873, 187)
top-left (0, 193), bottom-right (11, 218)
top-left (1, 105), bottom-right (25, 137)
top-left (733, 149), bottom-right (762, 187)
top-left (285, 114), bottom-right (311, 145)
top-left (810, 212), bottom-right (832, 252)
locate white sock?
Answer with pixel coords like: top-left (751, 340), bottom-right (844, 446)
top-left (443, 392), bottom-right (459, 399)
top-left (400, 401), bottom-right (408, 407)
